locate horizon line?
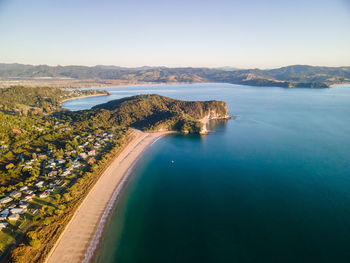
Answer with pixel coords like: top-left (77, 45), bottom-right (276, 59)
top-left (1, 62), bottom-right (350, 70)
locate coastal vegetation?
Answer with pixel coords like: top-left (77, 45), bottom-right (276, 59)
top-left (89, 94), bottom-right (230, 133)
top-left (1, 63), bottom-right (350, 89)
top-left (0, 86), bottom-right (108, 115)
top-left (0, 86), bottom-right (229, 262)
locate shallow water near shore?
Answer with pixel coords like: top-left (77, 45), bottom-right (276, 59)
top-left (63, 83), bottom-right (350, 263)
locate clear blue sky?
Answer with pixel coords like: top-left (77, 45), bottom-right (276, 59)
top-left (0, 0), bottom-right (349, 68)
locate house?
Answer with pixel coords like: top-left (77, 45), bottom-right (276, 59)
top-left (48, 163), bottom-right (56, 168)
top-left (35, 181), bottom-right (44, 188)
top-left (0, 222), bottom-right (8, 230)
top-left (24, 194), bottom-right (35, 201)
top-left (61, 170), bottom-right (71, 177)
top-left (8, 213), bottom-right (20, 221)
top-left (56, 159), bottom-right (66, 164)
top-left (94, 143), bottom-right (101, 149)
top-left (0, 209), bottom-right (9, 216)
top-left (19, 186), bottom-right (28, 191)
top-left (79, 152), bottom-right (88, 159)
top-left (48, 171), bottom-right (58, 177)
top-left (0, 197), bottom-right (12, 204)
top-left (88, 149), bottom-right (96, 156)
top-left (72, 162), bottom-right (81, 168)
top-left (39, 191), bottom-right (49, 198)
top-left (10, 208), bottom-right (24, 214)
top-left (19, 203), bottom-right (29, 210)
top-left (9, 192), bottom-right (21, 199)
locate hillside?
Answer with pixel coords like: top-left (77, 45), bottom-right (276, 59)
top-left (1, 63), bottom-right (350, 88)
top-left (0, 64), bottom-right (207, 83)
top-left (64, 94), bottom-right (230, 134)
top-left (0, 86), bottom-right (108, 115)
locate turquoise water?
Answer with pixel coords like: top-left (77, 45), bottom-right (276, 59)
top-left (63, 83), bottom-right (350, 263)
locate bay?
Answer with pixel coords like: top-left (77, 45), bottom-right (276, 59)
top-left (63, 83), bottom-right (350, 263)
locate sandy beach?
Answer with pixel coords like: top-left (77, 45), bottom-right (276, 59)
top-left (60, 93), bottom-right (110, 104)
top-left (45, 129), bottom-right (173, 263)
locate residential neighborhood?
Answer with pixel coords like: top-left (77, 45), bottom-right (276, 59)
top-left (0, 121), bottom-right (116, 254)
top-left (0, 86), bottom-right (128, 261)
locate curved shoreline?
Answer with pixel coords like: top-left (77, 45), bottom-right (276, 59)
top-left (60, 93), bottom-right (110, 105)
top-left (45, 129), bottom-right (173, 263)
top-left (329, 82), bottom-right (350, 88)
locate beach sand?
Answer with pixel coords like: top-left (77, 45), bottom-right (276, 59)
top-left (60, 93), bottom-right (109, 104)
top-left (45, 129), bottom-right (172, 263)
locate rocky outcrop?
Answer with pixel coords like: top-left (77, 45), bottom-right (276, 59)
top-left (199, 107), bottom-right (232, 134)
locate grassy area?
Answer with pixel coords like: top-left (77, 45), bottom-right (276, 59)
top-left (0, 231), bottom-right (15, 254)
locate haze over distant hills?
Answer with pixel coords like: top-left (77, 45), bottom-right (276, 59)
top-left (0, 63), bottom-right (350, 88)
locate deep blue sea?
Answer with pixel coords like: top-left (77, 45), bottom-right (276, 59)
top-left (63, 83), bottom-right (350, 263)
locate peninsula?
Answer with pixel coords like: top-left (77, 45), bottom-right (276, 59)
top-left (0, 87), bottom-right (229, 262)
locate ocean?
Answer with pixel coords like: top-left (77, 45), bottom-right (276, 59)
top-left (63, 83), bottom-right (350, 263)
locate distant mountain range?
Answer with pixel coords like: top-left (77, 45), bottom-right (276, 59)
top-left (1, 63), bottom-right (349, 88)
